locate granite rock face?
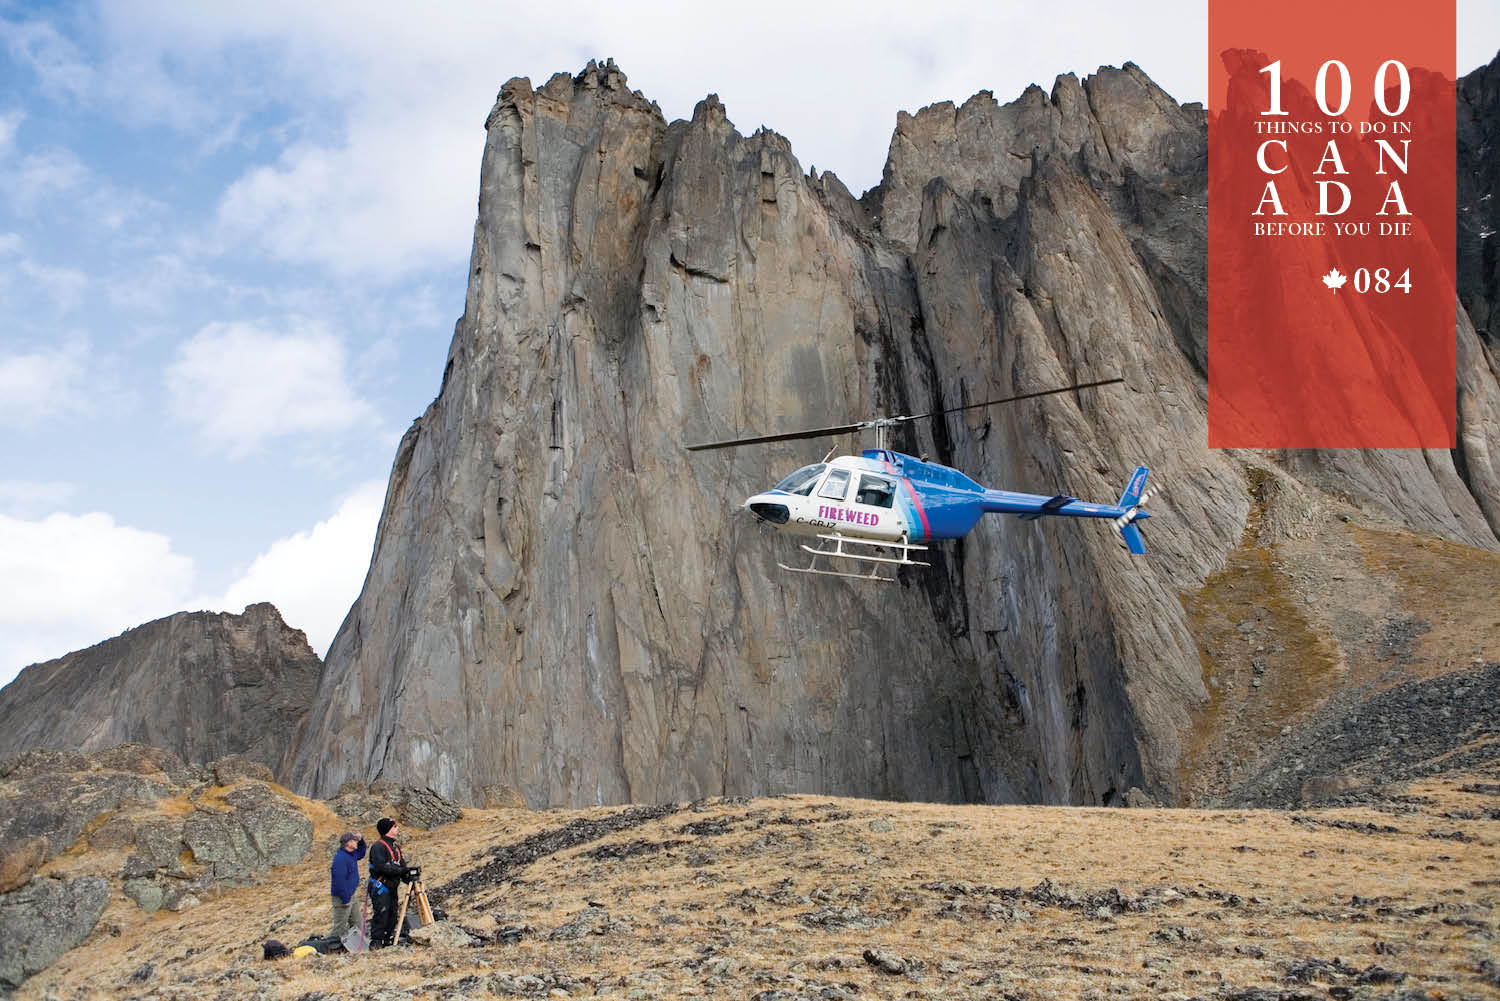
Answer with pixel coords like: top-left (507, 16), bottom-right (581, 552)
top-left (0, 875), bottom-right (109, 994)
top-left (288, 58), bottom-right (1500, 808)
top-left (324, 781), bottom-right (464, 830)
top-left (0, 837), bottom-right (47, 894)
top-left (180, 783), bottom-right (314, 884)
top-left (0, 769), bottom-right (170, 865)
top-left (0, 747), bottom-right (315, 883)
top-left (0, 603), bottom-right (322, 777)
top-left (1459, 49), bottom-right (1500, 347)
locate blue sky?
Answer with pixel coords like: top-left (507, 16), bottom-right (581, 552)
top-left (2, 1), bottom-right (1496, 687)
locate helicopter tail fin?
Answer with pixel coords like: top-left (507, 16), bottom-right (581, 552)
top-left (1113, 466), bottom-right (1151, 555)
top-left (1118, 522), bottom-right (1147, 555)
top-left (1117, 466), bottom-right (1149, 508)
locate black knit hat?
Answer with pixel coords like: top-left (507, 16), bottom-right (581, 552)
top-left (376, 817), bottom-right (395, 837)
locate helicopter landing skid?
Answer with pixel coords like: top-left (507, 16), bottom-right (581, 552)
top-left (778, 532), bottom-right (930, 582)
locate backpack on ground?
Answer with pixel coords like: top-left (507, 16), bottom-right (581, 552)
top-left (296, 934), bottom-right (347, 955)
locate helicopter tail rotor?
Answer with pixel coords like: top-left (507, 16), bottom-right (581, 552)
top-left (1111, 467), bottom-right (1159, 555)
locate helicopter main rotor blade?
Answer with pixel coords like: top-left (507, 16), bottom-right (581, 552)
top-left (685, 422), bottom-right (866, 452)
top-left (684, 376), bottom-right (1123, 452)
top-left (891, 376), bottom-right (1124, 423)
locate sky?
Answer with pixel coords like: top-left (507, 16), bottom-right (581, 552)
top-left (1, 2), bottom-right (1497, 688)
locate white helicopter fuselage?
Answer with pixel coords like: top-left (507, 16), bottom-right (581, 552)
top-left (742, 454), bottom-right (913, 543)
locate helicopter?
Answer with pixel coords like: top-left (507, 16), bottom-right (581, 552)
top-left (685, 377), bottom-right (1158, 581)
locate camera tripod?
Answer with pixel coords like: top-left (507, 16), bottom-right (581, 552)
top-left (393, 875), bottom-right (435, 938)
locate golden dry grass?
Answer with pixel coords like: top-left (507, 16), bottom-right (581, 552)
top-left (19, 773), bottom-right (1500, 1001)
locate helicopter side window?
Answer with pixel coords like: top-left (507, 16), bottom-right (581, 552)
top-left (817, 469), bottom-right (850, 501)
top-left (856, 474), bottom-right (896, 509)
top-left (772, 463), bottom-right (826, 496)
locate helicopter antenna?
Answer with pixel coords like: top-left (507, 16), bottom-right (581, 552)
top-left (685, 377), bottom-right (1123, 452)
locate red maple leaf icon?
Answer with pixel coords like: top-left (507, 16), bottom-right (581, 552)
top-left (1322, 267), bottom-right (1348, 290)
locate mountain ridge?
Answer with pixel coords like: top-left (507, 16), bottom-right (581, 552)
top-left (0, 603), bottom-right (321, 776)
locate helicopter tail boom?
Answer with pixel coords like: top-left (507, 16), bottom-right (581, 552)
top-left (976, 466), bottom-right (1154, 554)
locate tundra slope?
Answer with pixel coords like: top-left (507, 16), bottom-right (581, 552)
top-left (16, 769), bottom-right (1500, 1001)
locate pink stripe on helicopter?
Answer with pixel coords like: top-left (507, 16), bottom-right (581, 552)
top-left (882, 459), bottom-right (930, 540)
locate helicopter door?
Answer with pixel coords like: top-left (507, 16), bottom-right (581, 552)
top-left (845, 473), bottom-right (901, 538)
top-left (855, 473), bottom-right (896, 510)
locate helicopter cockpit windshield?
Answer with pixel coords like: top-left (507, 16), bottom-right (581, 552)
top-left (772, 463), bottom-right (826, 496)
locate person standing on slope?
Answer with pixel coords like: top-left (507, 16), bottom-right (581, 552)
top-left (329, 831), bottom-right (367, 940)
top-left (367, 818), bottom-right (407, 947)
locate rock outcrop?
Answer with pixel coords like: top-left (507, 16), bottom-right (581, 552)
top-left (0, 747), bottom-right (317, 911)
top-left (0, 837), bottom-right (46, 894)
top-left (0, 603), bottom-right (322, 777)
top-left (0, 746), bottom-right (334, 996)
top-left (287, 57), bottom-right (1500, 808)
top-left (0, 755), bottom-right (171, 866)
top-left (325, 781), bottom-right (465, 829)
top-left (0, 875), bottom-right (109, 995)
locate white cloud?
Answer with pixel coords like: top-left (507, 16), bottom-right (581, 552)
top-left (149, 0), bottom-right (1222, 276)
top-left (0, 480), bottom-right (385, 688)
top-left (165, 319), bottom-right (377, 455)
top-left (105, 252), bottom-right (209, 313)
top-left (207, 480), bottom-right (384, 656)
top-left (0, 237), bottom-right (89, 314)
top-left (0, 142), bottom-right (163, 235)
top-left (0, 342), bottom-right (89, 426)
top-left (0, 510), bottom-right (195, 688)
top-left (0, 17), bottom-right (94, 105)
top-left (0, 109), bottom-right (22, 156)
top-left (0, 147), bottom-right (90, 213)
top-left (1, 11), bottom-right (224, 131)
top-left (18, 257), bottom-right (89, 309)
top-left (218, 111), bottom-right (481, 277)
top-left (0, 480), bottom-right (76, 517)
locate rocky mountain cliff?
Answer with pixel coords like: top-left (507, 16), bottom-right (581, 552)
top-left (0, 604), bottom-right (321, 776)
top-left (1459, 51), bottom-right (1500, 347)
top-left (286, 56), bottom-right (1500, 809)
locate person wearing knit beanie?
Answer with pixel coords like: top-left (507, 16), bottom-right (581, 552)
top-left (367, 819), bottom-right (405, 947)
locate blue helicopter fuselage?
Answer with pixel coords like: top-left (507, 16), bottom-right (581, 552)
top-left (862, 449), bottom-right (1148, 540)
top-left (743, 448), bottom-right (1151, 554)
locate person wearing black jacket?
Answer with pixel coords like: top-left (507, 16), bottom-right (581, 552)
top-left (367, 818), bottom-right (410, 947)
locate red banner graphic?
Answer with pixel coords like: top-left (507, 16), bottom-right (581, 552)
top-left (1208, 0), bottom-right (1456, 448)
